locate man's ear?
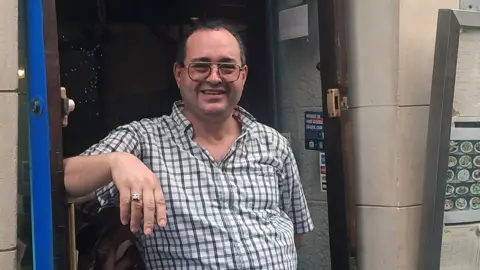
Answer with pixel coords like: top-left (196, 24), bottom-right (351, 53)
top-left (240, 65), bottom-right (248, 82)
top-left (173, 62), bottom-right (182, 85)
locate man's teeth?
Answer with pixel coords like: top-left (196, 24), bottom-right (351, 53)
top-left (202, 90), bottom-right (224, 95)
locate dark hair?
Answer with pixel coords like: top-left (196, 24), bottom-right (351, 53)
top-left (175, 20), bottom-right (247, 66)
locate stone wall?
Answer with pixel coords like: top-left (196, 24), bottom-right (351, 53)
top-left (0, 0), bottom-right (19, 267)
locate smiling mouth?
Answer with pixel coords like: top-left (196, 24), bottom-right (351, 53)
top-left (200, 90), bottom-right (225, 95)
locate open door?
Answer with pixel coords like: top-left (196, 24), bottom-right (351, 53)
top-left (317, 0), bottom-right (356, 269)
top-left (27, 0), bottom-right (74, 269)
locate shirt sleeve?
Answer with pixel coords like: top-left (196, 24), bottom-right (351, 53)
top-left (76, 123), bottom-right (143, 215)
top-left (279, 146), bottom-right (315, 235)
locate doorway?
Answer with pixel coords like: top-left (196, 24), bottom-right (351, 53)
top-left (54, 0), bottom-right (276, 269)
top-left (24, 0), bottom-right (354, 269)
top-left (55, 0), bottom-right (274, 158)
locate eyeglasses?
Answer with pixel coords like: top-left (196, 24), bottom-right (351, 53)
top-left (186, 62), bottom-right (244, 83)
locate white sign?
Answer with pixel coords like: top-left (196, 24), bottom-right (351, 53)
top-left (278, 4), bottom-right (309, 41)
top-left (440, 224), bottom-right (480, 269)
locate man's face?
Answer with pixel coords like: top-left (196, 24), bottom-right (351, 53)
top-left (174, 29), bottom-right (248, 121)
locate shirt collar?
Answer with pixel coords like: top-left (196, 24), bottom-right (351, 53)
top-left (170, 100), bottom-right (256, 136)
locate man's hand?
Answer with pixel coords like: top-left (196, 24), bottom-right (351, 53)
top-left (109, 152), bottom-right (167, 235)
top-left (295, 235), bottom-right (306, 249)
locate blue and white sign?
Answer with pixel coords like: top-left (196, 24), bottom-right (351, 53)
top-left (305, 111), bottom-right (325, 151)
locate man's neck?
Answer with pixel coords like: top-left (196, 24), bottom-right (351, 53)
top-left (183, 110), bottom-right (241, 142)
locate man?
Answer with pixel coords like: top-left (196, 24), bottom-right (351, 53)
top-left (64, 20), bottom-right (314, 269)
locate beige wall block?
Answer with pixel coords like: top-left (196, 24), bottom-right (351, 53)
top-left (0, 0), bottom-right (18, 91)
top-left (356, 205), bottom-right (422, 270)
top-left (347, 0), bottom-right (399, 107)
top-left (352, 106), bottom-right (399, 206)
top-left (395, 105), bottom-right (429, 206)
top-left (353, 105), bottom-right (430, 206)
top-left (398, 0), bottom-right (459, 106)
top-left (0, 93), bottom-right (18, 250)
top-left (0, 250), bottom-right (16, 270)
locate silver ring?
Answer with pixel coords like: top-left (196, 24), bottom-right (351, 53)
top-left (131, 193), bottom-right (142, 202)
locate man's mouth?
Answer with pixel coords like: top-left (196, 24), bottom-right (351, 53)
top-left (200, 90), bottom-right (225, 95)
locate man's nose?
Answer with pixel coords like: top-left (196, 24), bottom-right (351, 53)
top-left (206, 66), bottom-right (222, 83)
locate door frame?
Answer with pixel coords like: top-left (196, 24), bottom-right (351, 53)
top-left (26, 0), bottom-right (55, 268)
top-left (27, 0), bottom-right (355, 269)
top-left (27, 0), bottom-right (69, 268)
top-left (317, 0), bottom-right (356, 269)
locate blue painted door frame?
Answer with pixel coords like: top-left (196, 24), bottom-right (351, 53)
top-left (26, 0), bottom-right (55, 268)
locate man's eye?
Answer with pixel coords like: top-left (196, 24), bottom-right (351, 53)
top-left (219, 65), bottom-right (236, 73)
top-left (191, 63), bottom-right (210, 72)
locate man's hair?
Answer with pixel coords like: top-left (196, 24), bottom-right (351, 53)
top-left (175, 20), bottom-right (247, 66)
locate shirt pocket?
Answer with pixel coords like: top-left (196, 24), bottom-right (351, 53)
top-left (239, 165), bottom-right (279, 211)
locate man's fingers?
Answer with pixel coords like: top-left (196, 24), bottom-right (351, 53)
top-left (130, 190), bottom-right (143, 233)
top-left (154, 188), bottom-right (167, 227)
top-left (142, 190), bottom-right (156, 235)
top-left (119, 188), bottom-right (131, 225)
top-left (116, 173), bottom-right (165, 235)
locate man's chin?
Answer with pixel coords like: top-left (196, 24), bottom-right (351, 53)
top-left (200, 104), bottom-right (231, 118)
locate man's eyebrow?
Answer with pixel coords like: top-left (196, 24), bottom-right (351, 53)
top-left (190, 57), bottom-right (238, 63)
top-left (218, 58), bottom-right (236, 63)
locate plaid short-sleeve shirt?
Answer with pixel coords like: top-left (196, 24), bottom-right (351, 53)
top-left (81, 101), bottom-right (314, 270)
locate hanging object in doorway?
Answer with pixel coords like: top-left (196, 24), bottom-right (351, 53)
top-left (305, 111), bottom-right (324, 151)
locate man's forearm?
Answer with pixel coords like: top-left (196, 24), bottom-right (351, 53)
top-left (64, 154), bottom-right (114, 197)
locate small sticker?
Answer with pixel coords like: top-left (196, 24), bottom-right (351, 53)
top-left (320, 152), bottom-right (327, 192)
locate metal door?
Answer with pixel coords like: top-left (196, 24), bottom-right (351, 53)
top-left (317, 0), bottom-right (356, 269)
top-left (27, 0), bottom-right (74, 269)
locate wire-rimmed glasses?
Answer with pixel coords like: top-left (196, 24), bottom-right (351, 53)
top-left (186, 62), bottom-right (244, 83)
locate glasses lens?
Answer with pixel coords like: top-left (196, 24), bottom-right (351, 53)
top-left (218, 64), bottom-right (240, 82)
top-left (188, 63), bottom-right (240, 82)
top-left (189, 63), bottom-right (211, 81)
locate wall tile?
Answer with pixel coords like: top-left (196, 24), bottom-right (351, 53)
top-left (398, 0), bottom-right (459, 106)
top-left (396, 105), bottom-right (429, 206)
top-left (0, 250), bottom-right (16, 270)
top-left (356, 205), bottom-right (422, 270)
top-left (351, 106), bottom-right (398, 206)
top-left (0, 0), bottom-right (18, 91)
top-left (347, 0), bottom-right (399, 107)
top-left (0, 93), bottom-right (18, 250)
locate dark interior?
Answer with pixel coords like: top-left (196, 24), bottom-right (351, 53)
top-left (57, 0), bottom-right (273, 157)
